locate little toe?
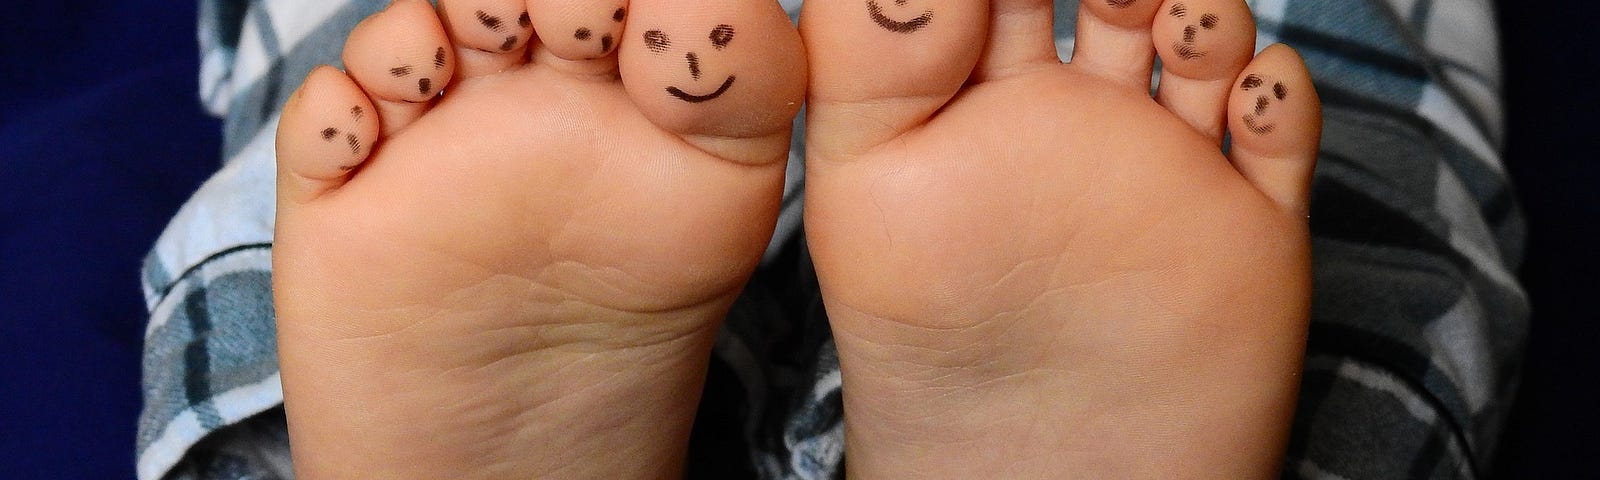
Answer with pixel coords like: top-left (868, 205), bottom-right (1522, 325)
top-left (1071, 0), bottom-right (1162, 89)
top-left (800, 0), bottom-right (988, 157)
top-left (1227, 44), bottom-right (1320, 217)
top-left (526, 0), bottom-right (630, 74)
top-left (342, 0), bottom-right (455, 135)
top-left (438, 0), bottom-right (534, 77)
top-left (1152, 0), bottom-right (1254, 141)
top-left (619, 0), bottom-right (805, 165)
top-left (276, 66), bottom-right (380, 205)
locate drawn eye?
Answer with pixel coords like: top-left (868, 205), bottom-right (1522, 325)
top-left (710, 25), bottom-right (735, 49)
top-left (644, 30), bottom-right (671, 52)
top-left (1274, 83), bottom-right (1288, 100)
top-left (1200, 14), bottom-right (1219, 29)
top-left (1241, 74), bottom-right (1263, 90)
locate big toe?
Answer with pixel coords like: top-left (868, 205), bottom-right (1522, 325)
top-left (800, 0), bottom-right (988, 158)
top-left (617, 0), bottom-right (806, 165)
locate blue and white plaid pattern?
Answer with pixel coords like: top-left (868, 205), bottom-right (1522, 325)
top-left (139, 0), bottom-right (1522, 478)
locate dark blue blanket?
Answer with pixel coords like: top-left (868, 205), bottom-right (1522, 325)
top-left (0, 2), bottom-right (220, 478)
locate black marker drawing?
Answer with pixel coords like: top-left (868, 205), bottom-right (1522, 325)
top-left (1240, 74), bottom-right (1287, 135)
top-left (867, 0), bottom-right (933, 33)
top-left (477, 10), bottom-right (526, 51)
top-left (477, 11), bottom-right (504, 31)
top-left (668, 76), bottom-right (737, 103)
top-left (573, 8), bottom-right (627, 56)
top-left (320, 105), bottom-right (367, 156)
top-left (387, 49), bottom-right (440, 100)
top-left (1168, 3), bottom-right (1218, 60)
top-left (644, 30), bottom-right (671, 52)
top-left (1107, 0), bottom-right (1136, 8)
top-left (711, 25), bottom-right (734, 49)
top-left (646, 25), bottom-right (739, 103)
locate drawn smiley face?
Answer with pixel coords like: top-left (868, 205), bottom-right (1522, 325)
top-left (318, 104), bottom-right (376, 166)
top-left (573, 8), bottom-right (628, 57)
top-left (1166, 2), bottom-right (1220, 60)
top-left (468, 9), bottom-right (532, 52)
top-left (385, 46), bottom-right (450, 100)
top-left (1239, 74), bottom-right (1289, 135)
top-left (866, 0), bottom-right (933, 33)
top-left (644, 25), bottom-right (738, 103)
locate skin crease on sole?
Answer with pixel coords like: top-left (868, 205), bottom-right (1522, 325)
top-left (272, 0), bottom-right (1319, 478)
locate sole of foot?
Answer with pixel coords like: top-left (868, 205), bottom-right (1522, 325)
top-left (801, 0), bottom-right (1320, 477)
top-left (272, 0), bottom-right (803, 478)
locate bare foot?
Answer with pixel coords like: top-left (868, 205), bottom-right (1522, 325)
top-left (801, 0), bottom-right (1320, 477)
top-left (271, 0), bottom-right (803, 477)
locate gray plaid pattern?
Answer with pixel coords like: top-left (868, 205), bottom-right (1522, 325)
top-left (138, 0), bottom-right (1522, 478)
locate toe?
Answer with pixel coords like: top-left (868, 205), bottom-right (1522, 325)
top-left (1152, 0), bottom-right (1254, 141)
top-left (1071, 0), bottom-right (1162, 89)
top-left (276, 66), bottom-right (380, 205)
top-left (619, 0), bottom-right (805, 165)
top-left (438, 0), bottom-right (534, 77)
top-left (800, 0), bottom-right (988, 157)
top-left (526, 0), bottom-right (630, 73)
top-left (1227, 44), bottom-right (1320, 217)
top-left (342, 0), bottom-right (455, 136)
top-left (973, 0), bottom-right (1060, 82)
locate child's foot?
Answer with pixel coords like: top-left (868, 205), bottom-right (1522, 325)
top-left (802, 0), bottom-right (1319, 477)
top-left (271, 0), bottom-right (803, 477)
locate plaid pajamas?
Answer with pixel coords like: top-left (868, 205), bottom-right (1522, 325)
top-left (138, 0), bottom-right (1522, 478)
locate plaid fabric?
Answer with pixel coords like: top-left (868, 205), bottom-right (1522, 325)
top-left (137, 0), bottom-right (1523, 478)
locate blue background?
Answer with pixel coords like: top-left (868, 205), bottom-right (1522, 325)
top-left (1, 1), bottom-right (219, 477)
top-left (0, 0), bottom-right (1591, 478)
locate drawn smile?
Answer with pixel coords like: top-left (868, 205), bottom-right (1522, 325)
top-left (666, 76), bottom-right (737, 103)
top-left (1242, 114), bottom-right (1275, 135)
top-left (867, 0), bottom-right (933, 33)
